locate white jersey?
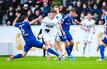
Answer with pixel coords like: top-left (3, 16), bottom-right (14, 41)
top-left (41, 16), bottom-right (59, 44)
top-left (82, 18), bottom-right (95, 33)
top-left (81, 18), bottom-right (95, 42)
top-left (41, 16), bottom-right (58, 33)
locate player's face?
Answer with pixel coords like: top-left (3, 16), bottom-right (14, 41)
top-left (69, 11), bottom-right (76, 17)
top-left (54, 6), bottom-right (59, 12)
top-left (50, 13), bottom-right (56, 19)
top-left (87, 14), bottom-right (92, 20)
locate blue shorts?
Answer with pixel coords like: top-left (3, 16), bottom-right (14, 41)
top-left (61, 31), bottom-right (73, 42)
top-left (102, 37), bottom-right (107, 44)
top-left (24, 40), bottom-right (43, 52)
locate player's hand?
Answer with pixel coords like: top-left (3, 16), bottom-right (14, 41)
top-left (17, 13), bottom-right (21, 18)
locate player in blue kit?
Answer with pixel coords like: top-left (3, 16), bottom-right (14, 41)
top-left (97, 7), bottom-right (107, 61)
top-left (61, 8), bottom-right (80, 60)
top-left (7, 13), bottom-right (62, 61)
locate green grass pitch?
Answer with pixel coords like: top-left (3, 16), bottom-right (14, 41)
top-left (0, 56), bottom-right (107, 69)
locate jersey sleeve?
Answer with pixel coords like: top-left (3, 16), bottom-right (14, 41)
top-left (56, 14), bottom-right (62, 23)
top-left (15, 22), bottom-right (21, 27)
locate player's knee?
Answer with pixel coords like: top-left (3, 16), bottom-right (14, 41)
top-left (65, 41), bottom-right (70, 46)
top-left (42, 45), bottom-right (49, 50)
top-left (100, 41), bottom-right (106, 46)
top-left (70, 41), bottom-right (74, 46)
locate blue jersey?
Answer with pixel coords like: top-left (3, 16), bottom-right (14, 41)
top-left (105, 15), bottom-right (107, 34)
top-left (15, 21), bottom-right (36, 43)
top-left (61, 14), bottom-right (75, 31)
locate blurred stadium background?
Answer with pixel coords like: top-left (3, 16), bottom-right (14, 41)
top-left (0, 0), bottom-right (107, 69)
top-left (0, 0), bottom-right (107, 57)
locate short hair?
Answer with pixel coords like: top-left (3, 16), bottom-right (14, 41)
top-left (53, 5), bottom-right (59, 8)
top-left (102, 6), bottom-right (107, 11)
top-left (69, 8), bottom-right (76, 12)
top-left (19, 15), bottom-right (28, 22)
top-left (49, 10), bottom-right (57, 13)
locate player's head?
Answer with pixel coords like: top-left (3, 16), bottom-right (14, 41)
top-left (102, 6), bottom-right (107, 14)
top-left (20, 15), bottom-right (28, 22)
top-left (69, 8), bottom-right (76, 17)
top-left (86, 13), bottom-right (92, 20)
top-left (49, 10), bottom-right (57, 19)
top-left (53, 5), bottom-right (59, 13)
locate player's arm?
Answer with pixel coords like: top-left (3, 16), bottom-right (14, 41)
top-left (93, 24), bottom-right (96, 34)
top-left (29, 16), bottom-right (42, 24)
top-left (58, 23), bottom-right (66, 36)
top-left (12, 14), bottom-right (21, 26)
top-left (74, 19), bottom-right (81, 25)
top-left (80, 20), bottom-right (87, 31)
top-left (72, 12), bottom-right (81, 25)
top-left (59, 17), bottom-right (66, 36)
top-left (104, 23), bottom-right (106, 33)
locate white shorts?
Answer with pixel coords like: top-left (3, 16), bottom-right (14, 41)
top-left (42, 30), bottom-right (57, 45)
top-left (83, 32), bottom-right (93, 42)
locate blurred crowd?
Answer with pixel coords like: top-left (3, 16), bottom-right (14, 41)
top-left (0, 0), bottom-right (107, 26)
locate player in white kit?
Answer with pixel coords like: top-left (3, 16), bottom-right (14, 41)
top-left (53, 6), bottom-right (66, 58)
top-left (41, 10), bottom-right (62, 60)
top-left (81, 13), bottom-right (95, 57)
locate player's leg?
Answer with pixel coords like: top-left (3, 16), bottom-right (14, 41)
top-left (54, 35), bottom-right (66, 60)
top-left (55, 33), bottom-right (66, 57)
top-left (55, 40), bottom-right (65, 55)
top-left (65, 31), bottom-right (75, 60)
top-left (33, 40), bottom-right (60, 59)
top-left (85, 34), bottom-right (93, 58)
top-left (97, 37), bottom-right (107, 61)
top-left (55, 34), bottom-right (62, 53)
top-left (61, 35), bottom-right (74, 60)
top-left (7, 43), bottom-right (32, 60)
top-left (83, 40), bottom-right (87, 55)
top-left (82, 33), bottom-right (88, 56)
top-left (66, 31), bottom-right (74, 54)
top-left (85, 41), bottom-right (91, 58)
top-left (45, 41), bottom-right (51, 60)
top-left (55, 32), bottom-right (73, 60)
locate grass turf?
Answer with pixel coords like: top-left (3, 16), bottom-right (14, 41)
top-left (0, 56), bottom-right (107, 69)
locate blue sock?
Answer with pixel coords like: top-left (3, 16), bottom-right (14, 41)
top-left (69, 45), bottom-right (73, 53)
top-left (13, 54), bottom-right (23, 59)
top-left (47, 48), bottom-right (59, 57)
top-left (66, 46), bottom-right (70, 56)
top-left (99, 45), bottom-right (105, 59)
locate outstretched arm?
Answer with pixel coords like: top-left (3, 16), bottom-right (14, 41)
top-left (29, 16), bottom-right (42, 24)
top-left (13, 14), bottom-right (21, 26)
